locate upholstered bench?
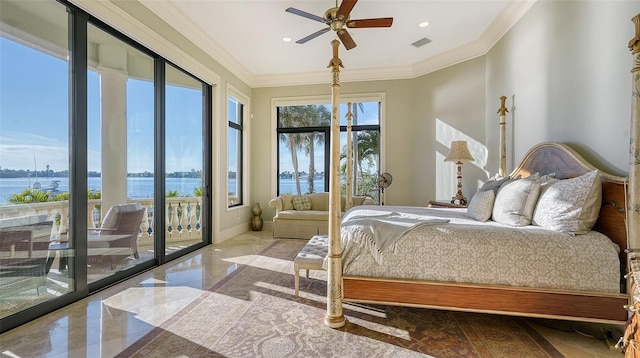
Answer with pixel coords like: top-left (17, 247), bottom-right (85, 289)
top-left (294, 235), bottom-right (328, 297)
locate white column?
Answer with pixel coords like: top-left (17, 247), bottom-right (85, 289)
top-left (97, 43), bottom-right (128, 215)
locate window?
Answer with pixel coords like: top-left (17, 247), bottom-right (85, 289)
top-left (165, 63), bottom-right (207, 253)
top-left (276, 99), bottom-right (381, 201)
top-left (228, 89), bottom-right (247, 207)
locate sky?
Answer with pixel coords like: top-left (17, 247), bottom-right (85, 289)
top-left (0, 36), bottom-right (203, 174)
top-left (0, 35), bottom-right (379, 177)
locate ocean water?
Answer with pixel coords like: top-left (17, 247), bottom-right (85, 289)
top-left (0, 177), bottom-right (203, 205)
top-left (0, 177), bottom-right (326, 205)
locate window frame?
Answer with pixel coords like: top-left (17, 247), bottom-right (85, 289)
top-left (226, 85), bottom-right (249, 209)
top-left (271, 93), bottom-right (385, 199)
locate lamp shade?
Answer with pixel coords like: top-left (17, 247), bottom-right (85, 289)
top-left (444, 141), bottom-right (474, 163)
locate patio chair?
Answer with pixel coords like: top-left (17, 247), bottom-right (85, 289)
top-left (87, 203), bottom-right (145, 270)
top-left (0, 216), bottom-right (53, 298)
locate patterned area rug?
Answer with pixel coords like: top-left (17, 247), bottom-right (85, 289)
top-left (116, 240), bottom-right (563, 357)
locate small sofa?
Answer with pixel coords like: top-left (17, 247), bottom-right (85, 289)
top-left (269, 192), bottom-right (374, 239)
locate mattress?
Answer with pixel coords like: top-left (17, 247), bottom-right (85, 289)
top-left (335, 205), bottom-right (621, 293)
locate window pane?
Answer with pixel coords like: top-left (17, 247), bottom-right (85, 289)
top-left (228, 97), bottom-right (242, 207)
top-left (165, 64), bottom-right (204, 253)
top-left (340, 130), bottom-right (380, 200)
top-left (86, 24), bottom-right (155, 283)
top-left (278, 131), bottom-right (326, 195)
top-left (0, 0), bottom-right (72, 318)
top-left (339, 102), bottom-right (380, 126)
top-left (278, 105), bottom-right (331, 128)
top-left (276, 101), bottom-right (380, 199)
top-left (228, 128), bottom-right (241, 206)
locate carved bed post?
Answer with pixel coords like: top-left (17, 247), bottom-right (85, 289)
top-left (345, 102), bottom-right (354, 211)
top-left (497, 96), bottom-right (508, 178)
top-left (629, 14), bottom-right (640, 251)
top-left (325, 39), bottom-right (346, 328)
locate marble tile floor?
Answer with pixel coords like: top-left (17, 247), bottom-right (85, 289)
top-left (0, 231), bottom-right (625, 357)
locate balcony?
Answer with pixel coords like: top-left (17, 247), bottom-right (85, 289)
top-left (0, 197), bottom-right (204, 257)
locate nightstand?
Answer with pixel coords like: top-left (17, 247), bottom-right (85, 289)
top-left (427, 200), bottom-right (467, 209)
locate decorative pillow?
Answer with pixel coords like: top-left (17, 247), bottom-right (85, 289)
top-left (465, 190), bottom-right (495, 222)
top-left (479, 175), bottom-right (510, 194)
top-left (281, 194), bottom-right (294, 211)
top-left (352, 196), bottom-right (366, 206)
top-left (492, 173), bottom-right (541, 226)
top-left (532, 170), bottom-right (602, 235)
top-left (292, 196), bottom-right (312, 211)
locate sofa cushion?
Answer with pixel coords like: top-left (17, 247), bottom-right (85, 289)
top-left (293, 196), bottom-right (312, 210)
top-left (277, 210), bottom-right (329, 221)
top-left (352, 196), bottom-right (367, 206)
top-left (281, 194), bottom-right (294, 211)
top-left (308, 192), bottom-right (330, 211)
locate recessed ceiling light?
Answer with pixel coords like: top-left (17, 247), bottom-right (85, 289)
top-left (418, 21), bottom-right (430, 28)
top-left (283, 37), bottom-right (292, 42)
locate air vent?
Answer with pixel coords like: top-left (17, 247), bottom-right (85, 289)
top-left (411, 38), bottom-right (432, 48)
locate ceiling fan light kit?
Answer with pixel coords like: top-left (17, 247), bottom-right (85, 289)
top-left (285, 0), bottom-right (393, 50)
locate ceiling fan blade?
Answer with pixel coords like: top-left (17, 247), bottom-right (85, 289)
top-left (337, 29), bottom-right (357, 50)
top-left (296, 28), bottom-right (331, 44)
top-left (347, 17), bottom-right (393, 28)
top-left (337, 0), bottom-right (358, 20)
top-left (285, 7), bottom-right (328, 24)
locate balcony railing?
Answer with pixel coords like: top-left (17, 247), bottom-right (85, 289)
top-left (0, 197), bottom-right (203, 245)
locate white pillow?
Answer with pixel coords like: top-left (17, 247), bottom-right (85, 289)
top-left (479, 175), bottom-right (510, 194)
top-left (492, 174), bottom-right (541, 227)
top-left (465, 190), bottom-right (495, 222)
top-left (532, 170), bottom-right (601, 235)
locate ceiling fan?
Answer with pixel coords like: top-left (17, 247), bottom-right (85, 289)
top-left (285, 0), bottom-right (393, 50)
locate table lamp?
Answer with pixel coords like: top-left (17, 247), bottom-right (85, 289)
top-left (444, 140), bottom-right (474, 205)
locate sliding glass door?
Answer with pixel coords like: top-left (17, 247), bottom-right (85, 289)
top-left (164, 64), bottom-right (206, 255)
top-left (85, 23), bottom-right (156, 283)
top-left (0, 0), bottom-right (211, 332)
top-left (0, 0), bottom-right (73, 319)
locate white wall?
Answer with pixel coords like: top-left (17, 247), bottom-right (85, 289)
top-left (485, 0), bottom-right (640, 176)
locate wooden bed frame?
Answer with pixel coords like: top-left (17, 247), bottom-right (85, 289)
top-left (341, 142), bottom-right (629, 325)
top-left (323, 15), bottom-right (640, 328)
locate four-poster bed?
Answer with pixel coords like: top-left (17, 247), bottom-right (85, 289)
top-left (323, 13), bottom-right (640, 331)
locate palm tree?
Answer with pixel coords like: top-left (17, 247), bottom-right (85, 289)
top-left (302, 105), bottom-right (330, 193)
top-left (279, 106), bottom-right (306, 194)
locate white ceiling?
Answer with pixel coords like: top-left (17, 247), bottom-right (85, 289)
top-left (140, 0), bottom-right (536, 87)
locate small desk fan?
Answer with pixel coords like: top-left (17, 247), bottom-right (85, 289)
top-left (377, 172), bottom-right (393, 205)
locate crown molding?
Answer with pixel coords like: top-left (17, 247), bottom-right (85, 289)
top-left (138, 0), bottom-right (253, 87)
top-left (255, 0), bottom-right (537, 87)
top-left (76, 0), bottom-right (536, 89)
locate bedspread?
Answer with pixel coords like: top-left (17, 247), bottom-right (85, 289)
top-left (335, 205), bottom-right (621, 293)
